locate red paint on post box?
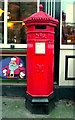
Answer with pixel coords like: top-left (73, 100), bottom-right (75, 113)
top-left (23, 4), bottom-right (58, 97)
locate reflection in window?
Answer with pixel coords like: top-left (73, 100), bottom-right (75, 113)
top-left (62, 1), bottom-right (75, 44)
top-left (8, 2), bottom-right (37, 21)
top-left (0, 1), bottom-right (4, 43)
top-left (7, 2), bottom-right (37, 44)
top-left (8, 22), bottom-right (27, 44)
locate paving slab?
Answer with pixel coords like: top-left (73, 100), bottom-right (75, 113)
top-left (2, 96), bottom-right (75, 119)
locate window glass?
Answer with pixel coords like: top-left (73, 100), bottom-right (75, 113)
top-left (0, 1), bottom-right (4, 43)
top-left (62, 0), bottom-right (75, 44)
top-left (8, 22), bottom-right (27, 44)
top-left (7, 2), bottom-right (37, 44)
top-left (8, 2), bottom-right (37, 21)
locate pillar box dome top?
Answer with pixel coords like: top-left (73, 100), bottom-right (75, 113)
top-left (23, 4), bottom-right (59, 27)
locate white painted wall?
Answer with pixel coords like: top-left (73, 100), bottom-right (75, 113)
top-left (59, 50), bottom-right (75, 86)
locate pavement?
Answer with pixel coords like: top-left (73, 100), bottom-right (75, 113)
top-left (2, 96), bottom-right (75, 119)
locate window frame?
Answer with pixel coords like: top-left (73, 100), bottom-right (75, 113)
top-left (0, 0), bottom-right (39, 48)
top-left (60, 0), bottom-right (75, 49)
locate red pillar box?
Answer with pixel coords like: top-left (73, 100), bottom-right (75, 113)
top-left (23, 4), bottom-right (58, 114)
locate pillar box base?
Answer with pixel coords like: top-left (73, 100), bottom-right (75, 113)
top-left (25, 93), bottom-right (55, 114)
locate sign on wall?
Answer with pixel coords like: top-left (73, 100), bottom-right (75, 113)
top-left (35, 42), bottom-right (45, 54)
top-left (0, 55), bottom-right (27, 80)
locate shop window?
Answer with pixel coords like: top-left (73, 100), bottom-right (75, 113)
top-left (7, 1), bottom-right (37, 44)
top-left (0, 1), bottom-right (4, 43)
top-left (62, 1), bottom-right (75, 44)
top-left (8, 22), bottom-right (27, 44)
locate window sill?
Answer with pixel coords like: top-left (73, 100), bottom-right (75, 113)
top-left (0, 44), bottom-right (27, 49)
